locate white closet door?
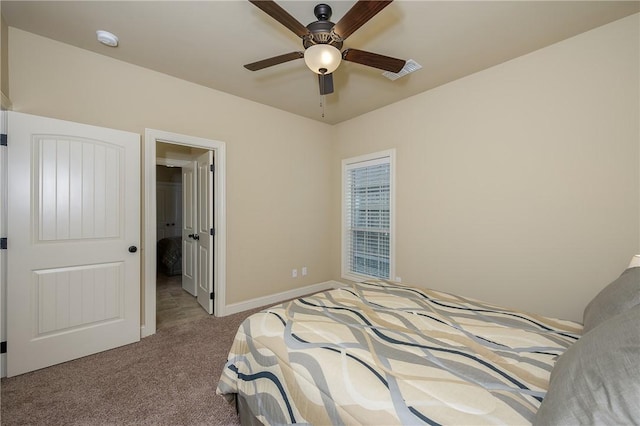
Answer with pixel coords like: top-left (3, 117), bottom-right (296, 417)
top-left (181, 161), bottom-right (197, 296)
top-left (156, 182), bottom-right (181, 239)
top-left (7, 112), bottom-right (141, 376)
top-left (196, 151), bottom-right (214, 314)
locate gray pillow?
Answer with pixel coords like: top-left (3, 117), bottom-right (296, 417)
top-left (534, 305), bottom-right (640, 425)
top-left (583, 267), bottom-right (640, 332)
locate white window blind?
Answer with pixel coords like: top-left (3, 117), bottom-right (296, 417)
top-left (343, 154), bottom-right (392, 280)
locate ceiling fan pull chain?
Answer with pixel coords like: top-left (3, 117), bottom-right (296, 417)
top-left (321, 95), bottom-right (325, 118)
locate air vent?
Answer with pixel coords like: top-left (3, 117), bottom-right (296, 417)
top-left (382, 59), bottom-right (422, 81)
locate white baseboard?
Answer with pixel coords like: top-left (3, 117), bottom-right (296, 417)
top-left (140, 324), bottom-right (154, 339)
top-left (222, 280), bottom-right (343, 316)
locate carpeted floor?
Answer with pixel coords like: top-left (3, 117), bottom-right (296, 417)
top-left (1, 307), bottom-right (262, 425)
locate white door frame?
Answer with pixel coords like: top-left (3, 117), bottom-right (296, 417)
top-left (143, 129), bottom-right (226, 337)
top-left (0, 106), bottom-right (8, 378)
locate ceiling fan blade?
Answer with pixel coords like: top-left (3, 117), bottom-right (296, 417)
top-left (333, 0), bottom-right (393, 41)
top-left (249, 0), bottom-right (310, 38)
top-left (244, 51), bottom-right (304, 71)
top-left (318, 73), bottom-right (334, 95)
top-left (342, 48), bottom-right (405, 73)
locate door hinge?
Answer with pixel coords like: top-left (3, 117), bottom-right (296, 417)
top-left (210, 164), bottom-right (214, 173)
top-left (0, 134), bottom-right (7, 146)
top-left (1, 341), bottom-right (6, 354)
top-left (0, 238), bottom-right (6, 250)
top-left (210, 292), bottom-right (215, 300)
top-left (210, 228), bottom-right (215, 236)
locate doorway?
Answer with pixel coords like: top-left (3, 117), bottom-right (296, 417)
top-left (155, 144), bottom-right (210, 330)
top-left (155, 159), bottom-right (197, 330)
top-left (143, 129), bottom-right (226, 338)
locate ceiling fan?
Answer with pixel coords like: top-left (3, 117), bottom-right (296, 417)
top-left (244, 0), bottom-right (407, 96)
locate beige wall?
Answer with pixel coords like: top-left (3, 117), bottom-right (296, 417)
top-left (8, 28), bottom-right (335, 307)
top-left (156, 166), bottom-right (182, 184)
top-left (1, 13), bottom-right (9, 101)
top-left (7, 14), bottom-right (640, 323)
top-left (333, 14), bottom-right (640, 322)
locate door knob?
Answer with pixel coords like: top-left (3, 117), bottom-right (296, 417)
top-left (188, 233), bottom-right (194, 239)
top-left (193, 234), bottom-right (200, 241)
top-left (128, 246), bottom-right (138, 253)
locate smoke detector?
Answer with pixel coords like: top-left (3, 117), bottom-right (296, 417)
top-left (96, 30), bottom-right (119, 47)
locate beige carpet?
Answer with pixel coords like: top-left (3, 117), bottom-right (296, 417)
top-left (1, 307), bottom-right (262, 425)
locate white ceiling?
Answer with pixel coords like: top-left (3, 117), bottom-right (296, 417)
top-left (2, 1), bottom-right (639, 124)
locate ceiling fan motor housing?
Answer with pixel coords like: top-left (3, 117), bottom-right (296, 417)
top-left (314, 4), bottom-right (332, 20)
top-left (303, 4), bottom-right (343, 49)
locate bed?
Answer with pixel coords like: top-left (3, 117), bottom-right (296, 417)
top-left (217, 279), bottom-right (591, 425)
top-left (219, 266), bottom-right (640, 425)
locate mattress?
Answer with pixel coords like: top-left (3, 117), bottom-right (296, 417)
top-left (217, 280), bottom-right (581, 425)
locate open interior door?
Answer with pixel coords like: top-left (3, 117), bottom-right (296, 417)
top-left (181, 161), bottom-right (197, 296)
top-left (196, 151), bottom-right (214, 314)
top-left (7, 112), bottom-right (141, 376)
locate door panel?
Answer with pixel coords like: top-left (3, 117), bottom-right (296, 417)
top-left (7, 112), bottom-right (140, 377)
top-left (196, 151), bottom-right (213, 314)
top-left (156, 185), bottom-right (168, 240)
top-left (38, 137), bottom-right (121, 240)
top-left (157, 188), bottom-right (167, 224)
top-left (181, 162), bottom-right (197, 296)
top-left (35, 262), bottom-right (123, 334)
top-left (156, 182), bottom-right (181, 239)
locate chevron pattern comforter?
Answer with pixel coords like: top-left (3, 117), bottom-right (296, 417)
top-left (217, 280), bottom-right (581, 425)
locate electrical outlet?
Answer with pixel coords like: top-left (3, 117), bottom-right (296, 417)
top-left (302, 266), bottom-right (308, 276)
top-left (395, 276), bottom-right (402, 283)
top-left (292, 269), bottom-right (298, 278)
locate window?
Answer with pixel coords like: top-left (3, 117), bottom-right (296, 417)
top-left (342, 150), bottom-right (395, 281)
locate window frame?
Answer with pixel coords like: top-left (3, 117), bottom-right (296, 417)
top-left (341, 149), bottom-right (396, 282)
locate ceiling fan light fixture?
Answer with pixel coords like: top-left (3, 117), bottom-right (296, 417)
top-left (304, 44), bottom-right (341, 74)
